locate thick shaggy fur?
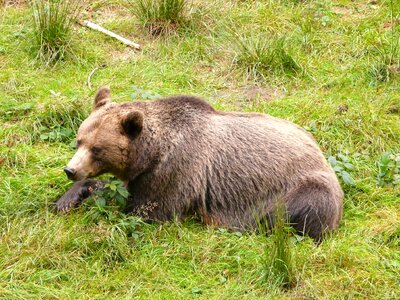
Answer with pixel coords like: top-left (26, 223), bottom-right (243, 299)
top-left (56, 87), bottom-right (343, 240)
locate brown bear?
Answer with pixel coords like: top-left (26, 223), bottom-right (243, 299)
top-left (55, 87), bottom-right (343, 241)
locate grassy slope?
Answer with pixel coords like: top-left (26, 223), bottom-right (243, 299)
top-left (0, 0), bottom-right (399, 298)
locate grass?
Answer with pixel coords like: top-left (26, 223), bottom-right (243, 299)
top-left (0, 0), bottom-right (400, 298)
top-left (30, 0), bottom-right (81, 65)
top-left (367, 0), bottom-right (400, 85)
top-left (126, 0), bottom-right (190, 35)
top-left (233, 33), bottom-right (302, 80)
top-left (263, 203), bottom-right (294, 290)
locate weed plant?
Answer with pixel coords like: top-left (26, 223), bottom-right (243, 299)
top-left (30, 0), bottom-right (80, 65)
top-left (377, 152), bottom-right (400, 187)
top-left (328, 154), bottom-right (356, 186)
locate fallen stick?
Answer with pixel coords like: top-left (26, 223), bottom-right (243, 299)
top-left (81, 20), bottom-right (141, 50)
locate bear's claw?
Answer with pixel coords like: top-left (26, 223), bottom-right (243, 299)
top-left (54, 193), bottom-right (81, 213)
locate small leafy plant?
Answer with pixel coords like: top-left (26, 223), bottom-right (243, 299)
top-left (328, 154), bottom-right (356, 186)
top-left (39, 126), bottom-right (74, 143)
top-left (82, 179), bottom-right (143, 241)
top-left (303, 120), bottom-right (318, 133)
top-left (130, 85), bottom-right (161, 100)
top-left (30, 0), bottom-right (80, 65)
top-left (91, 180), bottom-right (130, 210)
top-left (377, 152), bottom-right (400, 187)
top-left (3, 103), bottom-right (34, 121)
top-left (82, 182), bottom-right (143, 264)
top-left (126, 0), bottom-right (190, 36)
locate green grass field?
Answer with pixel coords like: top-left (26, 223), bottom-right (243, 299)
top-left (0, 0), bottom-right (399, 298)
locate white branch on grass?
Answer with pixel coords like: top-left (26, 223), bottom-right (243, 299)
top-left (81, 20), bottom-right (141, 50)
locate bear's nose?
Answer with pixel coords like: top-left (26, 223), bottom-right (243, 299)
top-left (64, 167), bottom-right (77, 180)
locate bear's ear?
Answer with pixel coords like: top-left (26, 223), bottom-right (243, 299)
top-left (94, 86), bottom-right (111, 109)
top-left (121, 111), bottom-right (144, 139)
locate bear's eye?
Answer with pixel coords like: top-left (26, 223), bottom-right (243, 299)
top-left (76, 140), bottom-right (82, 149)
top-left (91, 147), bottom-right (102, 156)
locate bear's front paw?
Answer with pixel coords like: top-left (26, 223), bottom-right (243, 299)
top-left (54, 190), bottom-right (84, 213)
top-left (54, 180), bottom-right (104, 213)
top-left (54, 180), bottom-right (96, 213)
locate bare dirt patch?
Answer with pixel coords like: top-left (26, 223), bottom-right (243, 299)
top-left (332, 2), bottom-right (381, 22)
top-left (84, 3), bottom-right (131, 24)
top-left (214, 85), bottom-right (285, 109)
top-left (1, 0), bottom-right (27, 7)
top-left (331, 6), bottom-right (353, 17)
top-left (241, 85), bottom-right (284, 103)
top-left (108, 47), bottom-right (137, 62)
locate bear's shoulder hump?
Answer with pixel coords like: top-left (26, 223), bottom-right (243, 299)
top-left (159, 96), bottom-right (215, 113)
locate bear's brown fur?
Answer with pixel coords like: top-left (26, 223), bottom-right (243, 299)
top-left (56, 87), bottom-right (343, 240)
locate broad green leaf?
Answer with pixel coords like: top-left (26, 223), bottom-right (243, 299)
top-left (341, 171), bottom-right (355, 186)
top-left (328, 156), bottom-right (337, 166)
top-left (95, 197), bottom-right (106, 207)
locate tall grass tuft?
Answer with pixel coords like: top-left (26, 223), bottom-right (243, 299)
top-left (368, 0), bottom-right (399, 84)
top-left (388, 0), bottom-right (400, 66)
top-left (233, 33), bottom-right (301, 80)
top-left (127, 0), bottom-right (190, 36)
top-left (264, 203), bottom-right (295, 290)
top-left (30, 0), bottom-right (80, 65)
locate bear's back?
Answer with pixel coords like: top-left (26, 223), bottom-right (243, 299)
top-left (206, 111), bottom-right (327, 175)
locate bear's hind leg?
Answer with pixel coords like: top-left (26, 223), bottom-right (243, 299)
top-left (283, 175), bottom-right (343, 242)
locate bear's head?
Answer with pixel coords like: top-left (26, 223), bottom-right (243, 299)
top-left (64, 87), bottom-right (144, 182)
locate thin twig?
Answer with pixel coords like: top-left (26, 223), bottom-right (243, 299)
top-left (87, 64), bottom-right (107, 90)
